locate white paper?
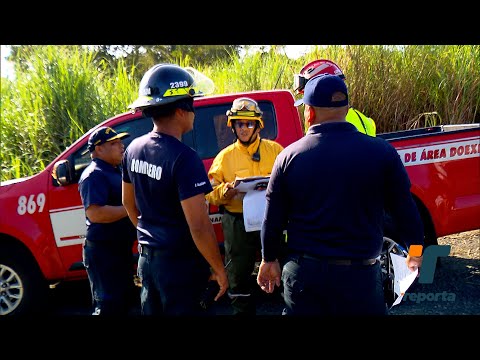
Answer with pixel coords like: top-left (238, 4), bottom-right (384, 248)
top-left (242, 189), bottom-right (267, 232)
top-left (234, 176), bottom-right (270, 193)
top-left (390, 253), bottom-right (419, 307)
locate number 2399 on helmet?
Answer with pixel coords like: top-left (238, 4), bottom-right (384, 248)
top-left (293, 59), bottom-right (345, 94)
top-left (128, 63), bottom-right (215, 111)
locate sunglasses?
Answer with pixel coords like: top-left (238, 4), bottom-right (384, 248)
top-left (234, 121), bottom-right (256, 129)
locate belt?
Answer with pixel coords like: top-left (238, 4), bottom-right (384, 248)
top-left (138, 244), bottom-right (164, 257)
top-left (84, 240), bottom-right (113, 248)
top-left (302, 253), bottom-right (378, 266)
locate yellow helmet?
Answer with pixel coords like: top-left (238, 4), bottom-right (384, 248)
top-left (226, 97), bottom-right (264, 128)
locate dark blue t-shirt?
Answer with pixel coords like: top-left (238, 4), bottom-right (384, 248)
top-left (122, 132), bottom-right (213, 253)
top-left (78, 158), bottom-right (137, 245)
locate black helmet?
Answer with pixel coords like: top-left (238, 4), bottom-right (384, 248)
top-left (128, 64), bottom-right (214, 110)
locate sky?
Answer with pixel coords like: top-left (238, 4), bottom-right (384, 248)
top-left (1, 45), bottom-right (14, 79)
top-left (0, 45), bottom-right (313, 81)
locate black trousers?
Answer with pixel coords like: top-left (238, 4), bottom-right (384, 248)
top-left (281, 254), bottom-right (387, 316)
top-left (82, 240), bottom-right (136, 315)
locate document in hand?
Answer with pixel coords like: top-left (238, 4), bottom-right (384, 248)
top-left (243, 189), bottom-right (267, 232)
top-left (234, 176), bottom-right (270, 193)
top-left (389, 253), bottom-right (419, 307)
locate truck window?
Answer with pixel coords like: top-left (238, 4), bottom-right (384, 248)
top-left (72, 116), bottom-right (153, 182)
top-left (184, 100), bottom-right (278, 160)
top-left (69, 100), bottom-right (278, 183)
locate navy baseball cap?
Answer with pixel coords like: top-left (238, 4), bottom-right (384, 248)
top-left (294, 73), bottom-right (348, 108)
top-left (81, 126), bottom-right (130, 155)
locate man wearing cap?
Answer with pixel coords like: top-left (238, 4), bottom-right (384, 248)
top-left (79, 126), bottom-right (137, 316)
top-left (256, 74), bottom-right (424, 315)
top-left (294, 59), bottom-right (376, 137)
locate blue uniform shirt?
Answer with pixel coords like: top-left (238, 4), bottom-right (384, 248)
top-left (122, 132), bottom-right (213, 254)
top-left (261, 121), bottom-right (424, 261)
top-left (78, 158), bottom-right (136, 245)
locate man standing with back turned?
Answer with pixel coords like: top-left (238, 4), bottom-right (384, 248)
top-left (257, 74), bottom-right (424, 315)
top-left (122, 64), bottom-right (228, 316)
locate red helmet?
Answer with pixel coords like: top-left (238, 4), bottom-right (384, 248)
top-left (294, 59), bottom-right (345, 94)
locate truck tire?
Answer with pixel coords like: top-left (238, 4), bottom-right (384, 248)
top-left (0, 243), bottom-right (47, 316)
top-left (380, 236), bottom-right (408, 309)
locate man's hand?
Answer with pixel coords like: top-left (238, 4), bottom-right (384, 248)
top-left (222, 182), bottom-right (239, 200)
top-left (209, 269), bottom-right (229, 301)
top-left (257, 259), bottom-right (281, 293)
top-left (406, 254), bottom-right (423, 276)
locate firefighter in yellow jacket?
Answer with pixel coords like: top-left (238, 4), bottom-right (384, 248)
top-left (206, 97), bottom-right (284, 315)
top-left (294, 59), bottom-right (376, 137)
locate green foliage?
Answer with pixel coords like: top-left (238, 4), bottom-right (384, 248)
top-left (1, 45), bottom-right (139, 181)
top-left (86, 45), bottom-right (242, 82)
top-left (210, 47), bottom-right (296, 94)
top-left (1, 45), bottom-right (479, 181)
top-left (296, 45), bottom-right (480, 132)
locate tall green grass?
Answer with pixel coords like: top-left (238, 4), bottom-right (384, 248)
top-left (1, 45), bottom-right (479, 181)
top-left (301, 45), bottom-right (480, 132)
top-left (1, 46), bottom-right (138, 181)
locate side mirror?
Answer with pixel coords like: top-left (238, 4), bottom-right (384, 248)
top-left (52, 159), bottom-right (73, 186)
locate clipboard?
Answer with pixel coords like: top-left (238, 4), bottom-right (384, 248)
top-left (234, 176), bottom-right (270, 193)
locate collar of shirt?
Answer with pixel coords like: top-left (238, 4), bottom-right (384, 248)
top-left (234, 135), bottom-right (261, 156)
top-left (93, 158), bottom-right (121, 173)
top-left (307, 121), bottom-right (358, 136)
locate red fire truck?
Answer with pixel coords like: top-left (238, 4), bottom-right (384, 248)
top-left (1, 89), bottom-right (479, 316)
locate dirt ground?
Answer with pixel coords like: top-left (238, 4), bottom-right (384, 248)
top-left (388, 229), bottom-right (479, 315)
top-left (254, 229), bottom-right (480, 316)
top-left (438, 229), bottom-right (480, 259)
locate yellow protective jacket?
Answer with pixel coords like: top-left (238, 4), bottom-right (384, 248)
top-left (206, 136), bottom-right (284, 213)
top-left (347, 107), bottom-right (376, 137)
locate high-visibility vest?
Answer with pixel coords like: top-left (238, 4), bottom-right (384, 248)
top-left (346, 107), bottom-right (376, 137)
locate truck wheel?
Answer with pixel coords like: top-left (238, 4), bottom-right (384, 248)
top-left (380, 236), bottom-right (408, 309)
top-left (0, 244), bottom-right (47, 316)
